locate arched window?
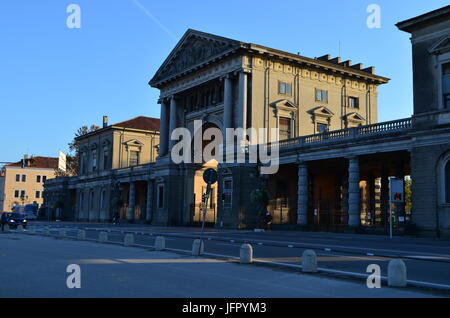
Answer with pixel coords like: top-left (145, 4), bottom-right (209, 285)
top-left (446, 161), bottom-right (450, 203)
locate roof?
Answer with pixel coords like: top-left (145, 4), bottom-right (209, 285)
top-left (6, 157), bottom-right (59, 169)
top-left (396, 5), bottom-right (450, 33)
top-left (112, 116), bottom-right (160, 131)
top-left (150, 29), bottom-right (389, 88)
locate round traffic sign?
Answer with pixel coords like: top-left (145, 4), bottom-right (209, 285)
top-left (203, 168), bottom-right (218, 185)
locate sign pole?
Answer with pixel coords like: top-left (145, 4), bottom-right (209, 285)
top-left (200, 168), bottom-right (218, 239)
top-left (200, 184), bottom-right (211, 237)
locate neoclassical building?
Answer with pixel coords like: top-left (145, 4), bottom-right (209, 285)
top-left (45, 6), bottom-right (450, 237)
top-left (45, 116), bottom-right (160, 222)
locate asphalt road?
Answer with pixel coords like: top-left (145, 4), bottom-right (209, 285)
top-left (0, 233), bottom-right (440, 298)
top-left (23, 222), bottom-right (450, 290)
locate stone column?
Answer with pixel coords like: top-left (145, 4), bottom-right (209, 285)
top-left (223, 75), bottom-right (233, 131)
top-left (297, 162), bottom-right (308, 225)
top-left (127, 182), bottom-right (136, 222)
top-left (146, 180), bottom-right (154, 223)
top-left (237, 71), bottom-right (247, 131)
top-left (169, 96), bottom-right (178, 153)
top-left (159, 100), bottom-right (169, 156)
top-left (341, 177), bottom-right (349, 224)
top-left (348, 157), bottom-right (361, 227)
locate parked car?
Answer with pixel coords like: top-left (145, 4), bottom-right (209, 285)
top-left (13, 204), bottom-right (38, 220)
top-left (1, 212), bottom-right (27, 229)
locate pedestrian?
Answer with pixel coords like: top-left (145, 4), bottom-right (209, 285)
top-left (1, 212), bottom-right (7, 231)
top-left (264, 212), bottom-right (273, 231)
top-left (113, 212), bottom-right (120, 226)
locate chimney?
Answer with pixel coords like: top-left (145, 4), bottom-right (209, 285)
top-left (22, 154), bottom-right (29, 168)
top-left (103, 116), bottom-right (108, 128)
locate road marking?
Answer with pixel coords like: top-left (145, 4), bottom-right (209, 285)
top-left (325, 248), bottom-right (332, 252)
top-left (288, 245), bottom-right (294, 248)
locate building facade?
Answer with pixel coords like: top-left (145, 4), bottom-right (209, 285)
top-left (45, 6), bottom-right (450, 237)
top-left (44, 116), bottom-right (160, 222)
top-left (0, 156), bottom-right (58, 212)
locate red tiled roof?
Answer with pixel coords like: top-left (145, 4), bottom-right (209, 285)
top-left (112, 116), bottom-right (160, 132)
top-left (7, 157), bottom-right (59, 169)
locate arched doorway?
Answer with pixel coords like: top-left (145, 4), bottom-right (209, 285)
top-left (190, 122), bottom-right (221, 226)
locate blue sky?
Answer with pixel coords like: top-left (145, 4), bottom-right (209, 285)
top-left (0, 0), bottom-right (448, 163)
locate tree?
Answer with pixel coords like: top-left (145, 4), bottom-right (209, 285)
top-left (54, 125), bottom-right (99, 177)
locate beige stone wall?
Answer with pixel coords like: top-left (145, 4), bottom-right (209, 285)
top-left (77, 128), bottom-right (159, 174)
top-left (1, 166), bottom-right (56, 211)
top-left (111, 129), bottom-right (159, 169)
top-left (248, 55), bottom-right (380, 142)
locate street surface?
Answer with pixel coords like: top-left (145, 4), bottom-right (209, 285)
top-left (0, 233), bottom-right (441, 298)
top-left (26, 221), bottom-right (450, 289)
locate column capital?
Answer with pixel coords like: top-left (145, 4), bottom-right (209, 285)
top-left (220, 73), bottom-right (234, 81)
top-left (346, 155), bottom-right (359, 162)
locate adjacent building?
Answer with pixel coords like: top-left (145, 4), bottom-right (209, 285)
top-left (0, 156), bottom-right (58, 212)
top-left (44, 116), bottom-right (160, 222)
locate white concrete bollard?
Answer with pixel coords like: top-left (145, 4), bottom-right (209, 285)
top-left (192, 239), bottom-right (205, 256)
top-left (388, 259), bottom-right (407, 287)
top-left (124, 233), bottom-right (134, 247)
top-left (59, 228), bottom-right (67, 237)
top-left (43, 227), bottom-right (50, 236)
top-left (29, 226), bottom-right (36, 234)
top-left (99, 231), bottom-right (108, 243)
top-left (302, 250), bottom-right (318, 273)
top-left (154, 236), bottom-right (165, 251)
top-left (240, 243), bottom-right (253, 264)
top-left (17, 224), bottom-right (24, 231)
top-left (77, 229), bottom-right (86, 240)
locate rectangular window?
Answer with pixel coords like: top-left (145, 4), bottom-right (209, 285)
top-left (442, 63), bottom-right (450, 109)
top-left (278, 81), bottom-right (292, 96)
top-left (92, 151), bottom-right (97, 172)
top-left (43, 176), bottom-right (47, 183)
top-left (20, 190), bottom-right (26, 198)
top-left (16, 174), bottom-right (20, 182)
top-left (157, 184), bottom-right (164, 209)
top-left (349, 97), bottom-right (359, 109)
top-left (222, 178), bottom-right (233, 208)
top-left (317, 123), bottom-right (328, 133)
top-left (103, 152), bottom-right (109, 170)
top-left (37, 175), bottom-right (41, 183)
top-left (21, 174), bottom-right (26, 182)
top-left (279, 117), bottom-right (292, 140)
top-left (130, 151), bottom-right (139, 166)
top-left (36, 191), bottom-right (41, 199)
top-left (14, 190), bottom-right (20, 198)
top-left (315, 89), bottom-right (328, 102)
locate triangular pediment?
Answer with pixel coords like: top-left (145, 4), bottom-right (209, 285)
top-left (271, 99), bottom-right (297, 109)
top-left (430, 35), bottom-right (450, 54)
top-left (123, 139), bottom-right (144, 147)
top-left (150, 29), bottom-right (242, 87)
top-left (343, 112), bottom-right (365, 122)
top-left (308, 106), bottom-right (334, 117)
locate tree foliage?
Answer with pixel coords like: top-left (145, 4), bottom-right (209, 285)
top-left (54, 125), bottom-right (99, 177)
